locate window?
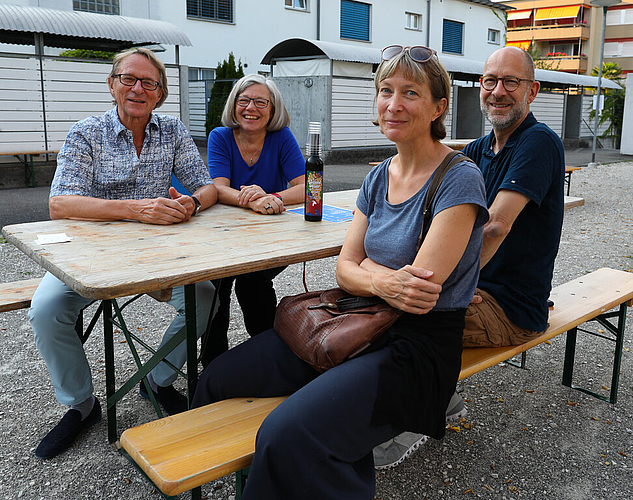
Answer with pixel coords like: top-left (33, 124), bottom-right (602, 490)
top-left (73, 0), bottom-right (119, 15)
top-left (285, 0), bottom-right (308, 10)
top-left (406, 12), bottom-right (422, 31)
top-left (187, 0), bottom-right (233, 23)
top-left (488, 29), bottom-right (500, 45)
top-left (442, 19), bottom-right (463, 55)
top-left (189, 68), bottom-right (216, 81)
top-left (340, 0), bottom-right (371, 42)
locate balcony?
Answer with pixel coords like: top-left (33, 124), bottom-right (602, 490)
top-left (536, 54), bottom-right (588, 73)
top-left (507, 24), bottom-right (590, 43)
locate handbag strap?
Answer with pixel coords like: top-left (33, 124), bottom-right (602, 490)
top-left (415, 150), bottom-right (472, 251)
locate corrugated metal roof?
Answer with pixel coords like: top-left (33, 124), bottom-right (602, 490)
top-left (0, 3), bottom-right (191, 47)
top-left (262, 38), bottom-right (621, 90)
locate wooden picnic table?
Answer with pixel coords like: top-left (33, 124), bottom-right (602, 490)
top-left (1, 190), bottom-right (358, 441)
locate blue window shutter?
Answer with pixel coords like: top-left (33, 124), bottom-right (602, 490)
top-left (442, 19), bottom-right (463, 54)
top-left (340, 0), bottom-right (370, 41)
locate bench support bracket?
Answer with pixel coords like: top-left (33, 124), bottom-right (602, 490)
top-left (562, 302), bottom-right (628, 404)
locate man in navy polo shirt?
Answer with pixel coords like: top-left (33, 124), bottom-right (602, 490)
top-left (373, 46), bottom-right (564, 470)
top-left (462, 46), bottom-right (564, 348)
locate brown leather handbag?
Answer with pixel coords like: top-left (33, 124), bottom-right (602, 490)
top-left (274, 150), bottom-right (468, 372)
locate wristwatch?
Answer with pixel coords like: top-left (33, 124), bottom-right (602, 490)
top-left (192, 196), bottom-right (202, 216)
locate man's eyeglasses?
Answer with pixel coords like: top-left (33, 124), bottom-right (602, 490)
top-left (114, 74), bottom-right (160, 91)
top-left (479, 76), bottom-right (533, 92)
top-left (381, 45), bottom-right (437, 64)
top-left (236, 96), bottom-right (270, 109)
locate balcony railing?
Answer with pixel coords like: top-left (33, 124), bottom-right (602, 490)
top-left (507, 24), bottom-right (591, 42)
top-left (536, 55), bottom-right (588, 73)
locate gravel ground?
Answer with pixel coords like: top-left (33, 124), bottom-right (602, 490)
top-left (0, 160), bottom-right (631, 500)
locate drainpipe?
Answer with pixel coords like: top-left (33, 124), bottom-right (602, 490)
top-left (316, 0), bottom-right (321, 40)
top-left (426, 0), bottom-right (431, 46)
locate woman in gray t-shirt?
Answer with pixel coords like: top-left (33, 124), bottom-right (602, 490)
top-left (192, 46), bottom-right (488, 499)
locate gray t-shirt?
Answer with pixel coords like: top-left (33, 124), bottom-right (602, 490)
top-left (356, 157), bottom-right (489, 310)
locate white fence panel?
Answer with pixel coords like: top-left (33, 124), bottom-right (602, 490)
top-left (189, 81), bottom-right (207, 139)
top-left (0, 56), bottom-right (47, 153)
top-left (531, 92), bottom-right (565, 137)
top-left (331, 77), bottom-right (392, 149)
top-left (581, 94), bottom-right (610, 138)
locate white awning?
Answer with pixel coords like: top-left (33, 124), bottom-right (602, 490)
top-left (508, 10), bottom-right (533, 21)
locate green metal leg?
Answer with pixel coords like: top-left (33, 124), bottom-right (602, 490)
top-left (236, 467), bottom-right (250, 500)
top-left (184, 283), bottom-right (198, 407)
top-left (562, 302), bottom-right (628, 404)
top-left (504, 351), bottom-right (528, 369)
top-left (103, 300), bottom-right (118, 443)
top-left (562, 327), bottom-right (577, 388)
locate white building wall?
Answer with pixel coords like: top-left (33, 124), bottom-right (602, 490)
top-left (111, 0), bottom-right (504, 73)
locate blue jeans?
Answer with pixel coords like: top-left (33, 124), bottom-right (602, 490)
top-left (29, 272), bottom-right (215, 405)
top-left (192, 329), bottom-right (402, 500)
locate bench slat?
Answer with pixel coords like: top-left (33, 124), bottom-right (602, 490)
top-left (120, 396), bottom-right (288, 496)
top-left (0, 277), bottom-right (42, 312)
top-left (460, 268), bottom-right (633, 380)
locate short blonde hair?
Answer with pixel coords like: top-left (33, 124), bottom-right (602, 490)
top-left (373, 48), bottom-right (450, 141)
top-left (221, 74), bottom-right (290, 131)
top-left (109, 47), bottom-right (168, 108)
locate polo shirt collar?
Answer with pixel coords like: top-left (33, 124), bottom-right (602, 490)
top-left (486, 111), bottom-right (537, 155)
top-left (107, 106), bottom-right (158, 136)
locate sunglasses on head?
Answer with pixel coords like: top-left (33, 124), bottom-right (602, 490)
top-left (381, 45), bottom-right (437, 64)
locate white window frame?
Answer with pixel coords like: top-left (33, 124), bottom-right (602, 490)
top-left (488, 28), bottom-right (500, 45)
top-left (406, 12), bottom-right (422, 31)
top-left (285, 0), bottom-right (308, 11)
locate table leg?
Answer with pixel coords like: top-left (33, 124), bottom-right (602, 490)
top-left (103, 299), bottom-right (118, 443)
top-left (184, 284), bottom-right (198, 407)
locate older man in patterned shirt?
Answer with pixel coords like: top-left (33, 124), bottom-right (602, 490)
top-left (29, 48), bottom-right (218, 459)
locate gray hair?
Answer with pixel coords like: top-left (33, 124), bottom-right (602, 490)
top-left (109, 47), bottom-right (168, 108)
top-left (221, 74), bottom-right (290, 131)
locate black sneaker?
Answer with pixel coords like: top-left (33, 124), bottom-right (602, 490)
top-left (35, 398), bottom-right (101, 459)
top-left (139, 382), bottom-right (188, 416)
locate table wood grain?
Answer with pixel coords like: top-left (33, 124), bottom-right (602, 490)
top-left (2, 190), bottom-right (358, 300)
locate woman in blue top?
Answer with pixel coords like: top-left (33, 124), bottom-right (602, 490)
top-left (193, 47), bottom-right (488, 498)
top-left (201, 74), bottom-right (305, 366)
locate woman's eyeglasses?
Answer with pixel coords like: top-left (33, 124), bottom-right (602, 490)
top-left (381, 45), bottom-right (437, 64)
top-left (236, 96), bottom-right (270, 109)
top-left (479, 76), bottom-right (533, 92)
top-left (113, 74), bottom-right (160, 91)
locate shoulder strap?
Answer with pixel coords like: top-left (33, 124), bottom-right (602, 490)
top-left (415, 150), bottom-right (473, 251)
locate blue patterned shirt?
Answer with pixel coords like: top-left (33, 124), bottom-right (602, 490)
top-left (50, 107), bottom-right (212, 199)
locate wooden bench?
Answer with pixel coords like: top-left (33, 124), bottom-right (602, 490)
top-left (565, 165), bottom-right (581, 196)
top-left (0, 150), bottom-right (58, 187)
top-left (0, 277), bottom-right (42, 312)
top-left (120, 267), bottom-right (633, 500)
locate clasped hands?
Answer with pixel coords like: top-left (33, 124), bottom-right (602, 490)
top-left (237, 184), bottom-right (284, 215)
top-left (137, 187), bottom-right (198, 224)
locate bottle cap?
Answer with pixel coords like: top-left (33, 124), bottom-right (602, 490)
top-left (306, 121), bottom-right (322, 157)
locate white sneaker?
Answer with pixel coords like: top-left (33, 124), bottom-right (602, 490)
top-left (373, 391), bottom-right (467, 469)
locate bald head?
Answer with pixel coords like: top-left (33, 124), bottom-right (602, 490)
top-left (485, 46), bottom-right (535, 81)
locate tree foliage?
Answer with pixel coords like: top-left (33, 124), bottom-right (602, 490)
top-left (589, 62), bottom-right (624, 147)
top-left (205, 53), bottom-right (244, 136)
top-left (59, 49), bottom-right (115, 60)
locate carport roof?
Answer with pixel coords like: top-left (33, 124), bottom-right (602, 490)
top-left (0, 3), bottom-right (191, 51)
top-left (262, 38), bottom-right (621, 90)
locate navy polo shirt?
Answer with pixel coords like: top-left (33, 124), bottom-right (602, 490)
top-left (464, 112), bottom-right (565, 332)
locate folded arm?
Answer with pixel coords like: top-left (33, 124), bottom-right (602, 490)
top-left (336, 203), bottom-right (479, 314)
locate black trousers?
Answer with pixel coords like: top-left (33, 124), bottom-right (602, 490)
top-left (192, 329), bottom-right (401, 500)
top-left (199, 266), bottom-right (286, 367)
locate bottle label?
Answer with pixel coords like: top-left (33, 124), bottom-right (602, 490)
top-left (305, 171), bottom-right (323, 217)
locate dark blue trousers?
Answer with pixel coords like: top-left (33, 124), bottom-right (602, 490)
top-left (192, 329), bottom-right (402, 500)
